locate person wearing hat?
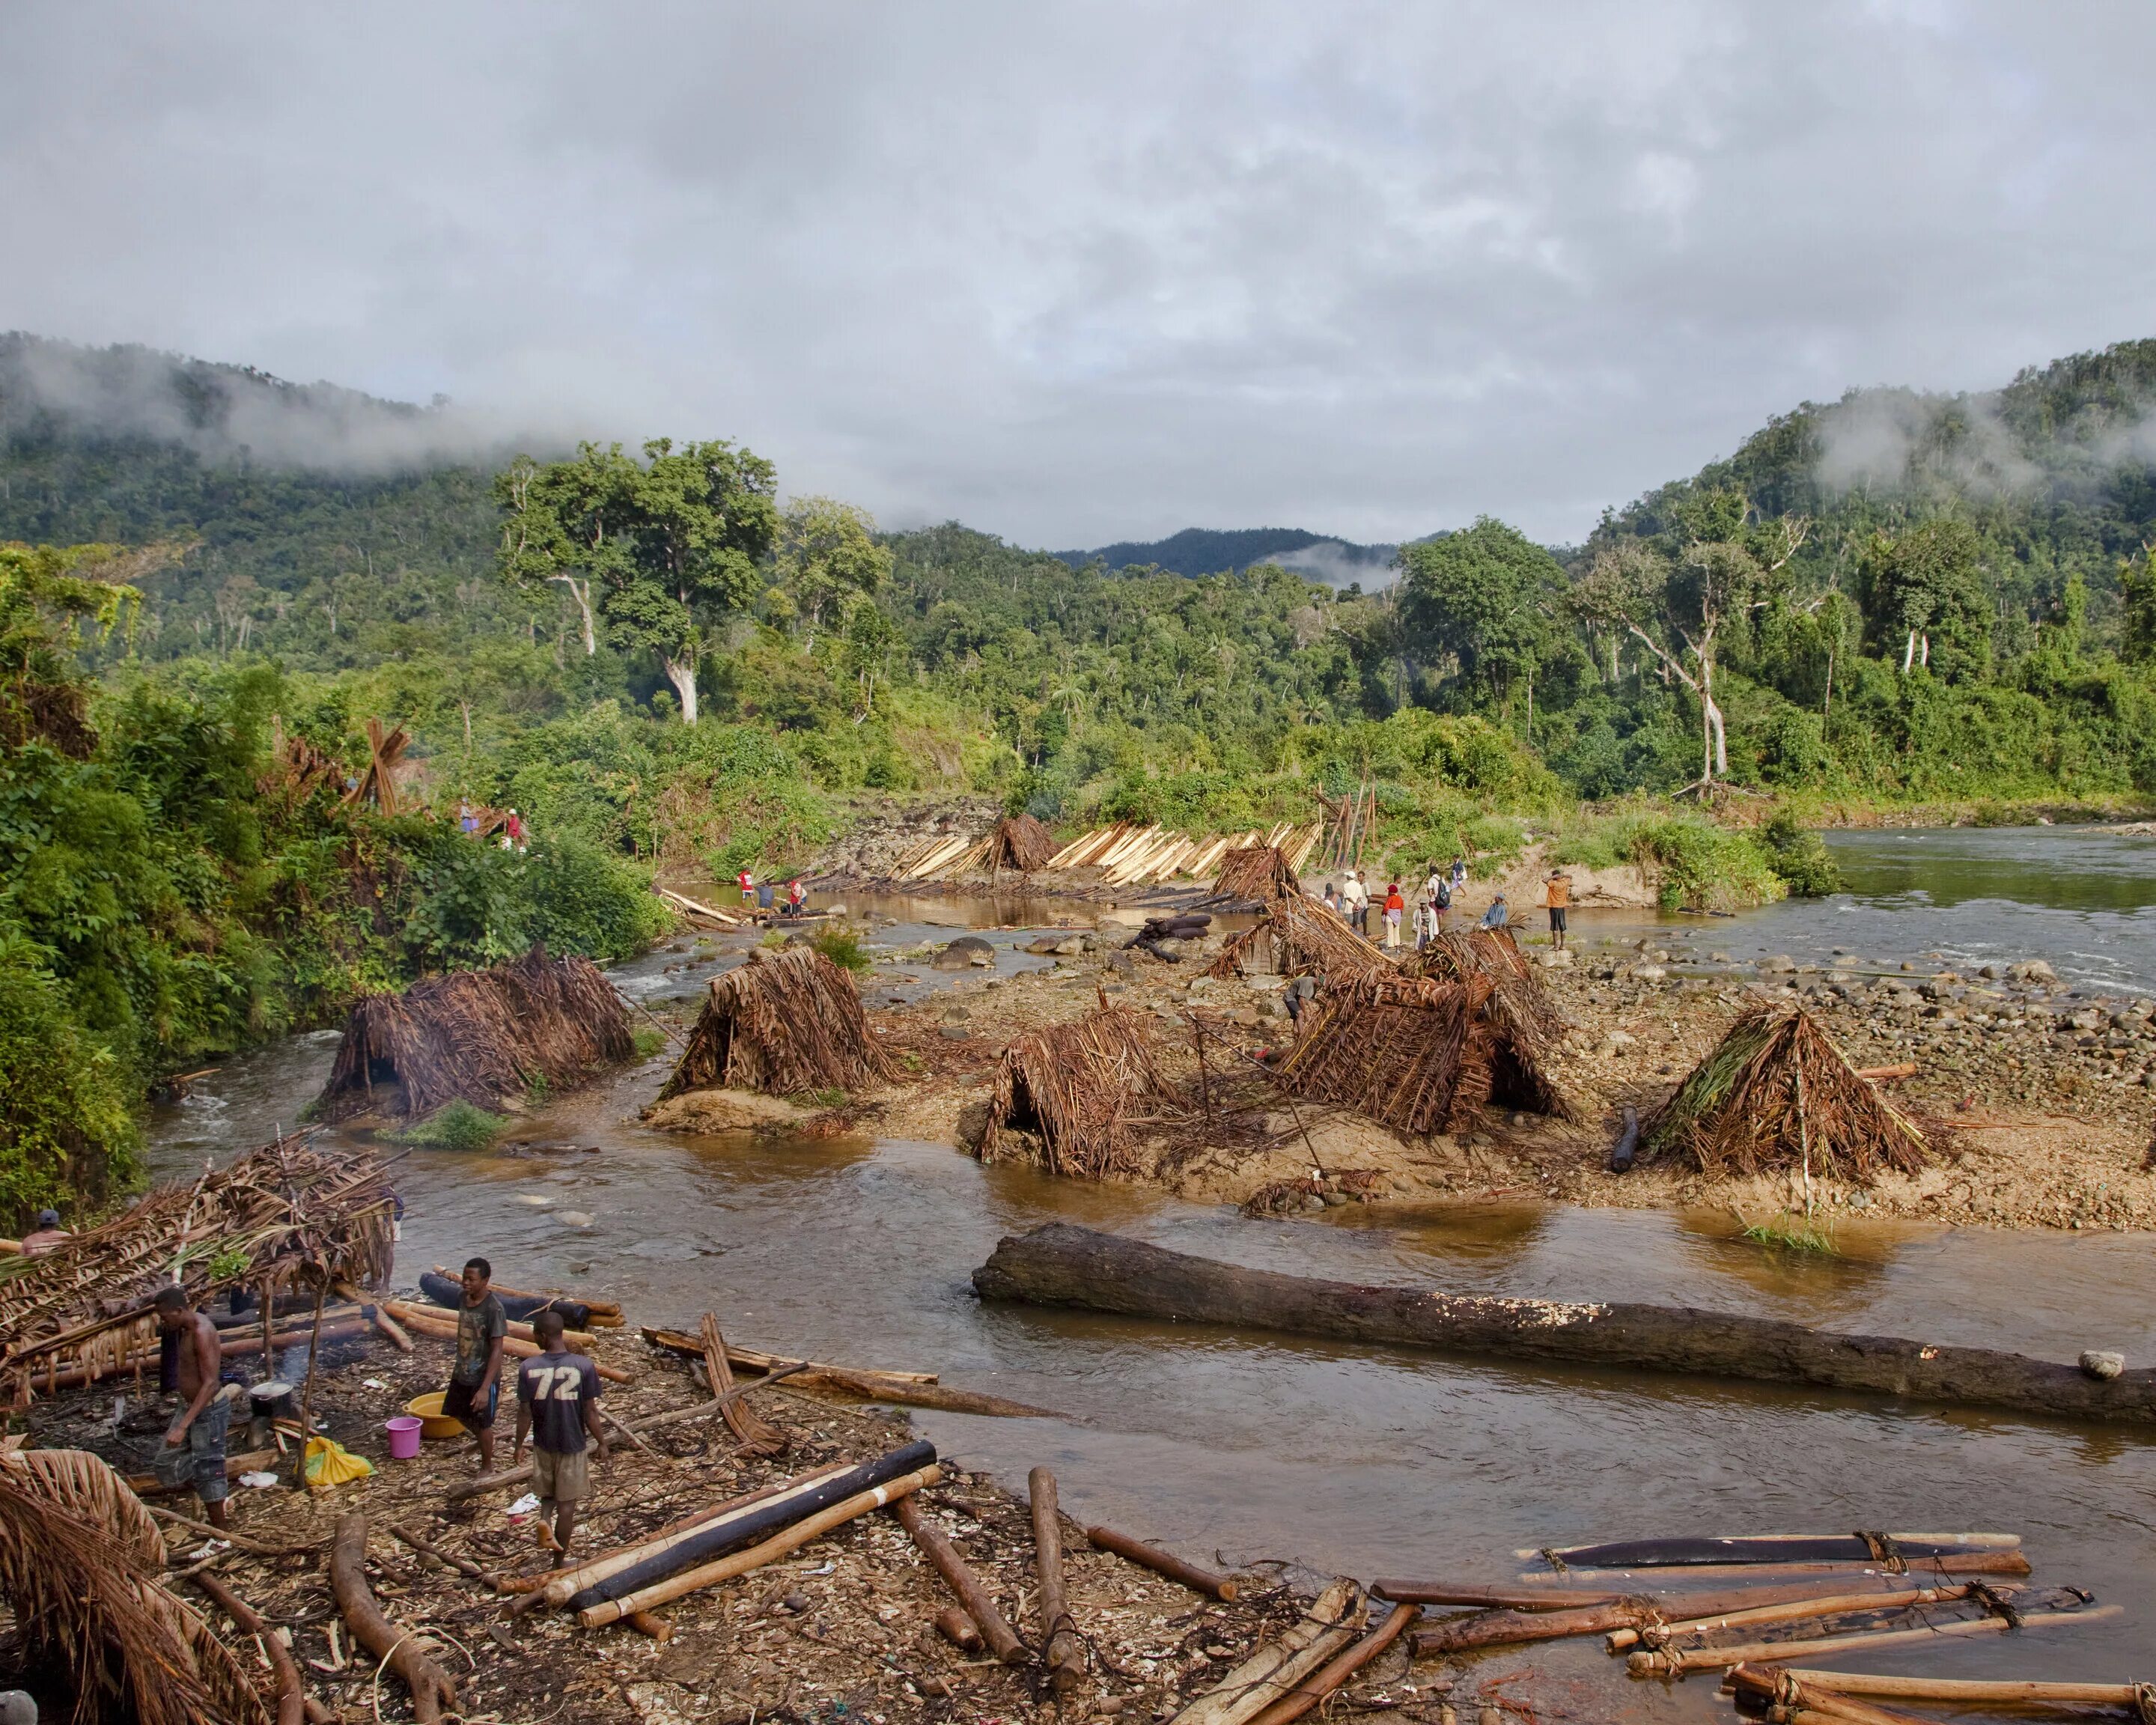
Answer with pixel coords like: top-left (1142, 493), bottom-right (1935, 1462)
top-left (1544, 868), bottom-right (1572, 950)
top-left (19, 1209), bottom-right (70, 1256)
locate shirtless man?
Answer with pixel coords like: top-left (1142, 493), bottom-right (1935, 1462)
top-left (153, 1286), bottom-right (231, 1529)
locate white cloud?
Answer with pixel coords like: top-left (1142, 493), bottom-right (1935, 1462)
top-left (1, 1), bottom-right (2153, 545)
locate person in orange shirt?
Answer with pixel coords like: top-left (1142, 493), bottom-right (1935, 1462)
top-left (1544, 869), bottom-right (1572, 950)
top-left (1382, 881), bottom-right (1405, 949)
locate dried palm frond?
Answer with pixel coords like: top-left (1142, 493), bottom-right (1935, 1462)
top-left (311, 946), bottom-right (634, 1122)
top-left (1401, 926), bottom-right (1565, 1046)
top-left (0, 1447), bottom-right (164, 1566)
top-left (1641, 1004), bottom-right (1931, 1184)
top-left (660, 947), bottom-right (896, 1099)
top-left (0, 1461), bottom-right (269, 1724)
top-left (959, 813), bottom-right (1059, 874)
top-left (1210, 845), bottom-right (1302, 905)
top-left (1275, 967), bottom-right (1573, 1136)
top-left (1207, 890), bottom-right (1389, 982)
top-left (981, 1006), bottom-right (1178, 1179)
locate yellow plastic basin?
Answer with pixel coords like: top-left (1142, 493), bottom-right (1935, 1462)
top-left (404, 1391), bottom-right (466, 1440)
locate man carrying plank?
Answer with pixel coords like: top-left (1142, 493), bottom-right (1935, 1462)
top-left (513, 1309), bottom-right (609, 1564)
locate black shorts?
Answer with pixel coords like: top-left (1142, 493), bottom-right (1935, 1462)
top-left (1549, 907), bottom-right (1568, 932)
top-left (444, 1377), bottom-right (500, 1429)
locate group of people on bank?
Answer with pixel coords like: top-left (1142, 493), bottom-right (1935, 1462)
top-left (1318, 860), bottom-right (1571, 952)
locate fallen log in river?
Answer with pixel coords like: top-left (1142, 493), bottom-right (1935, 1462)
top-left (971, 1223), bottom-right (2156, 1425)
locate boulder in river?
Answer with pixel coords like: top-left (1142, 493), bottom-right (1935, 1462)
top-left (934, 936), bottom-right (996, 971)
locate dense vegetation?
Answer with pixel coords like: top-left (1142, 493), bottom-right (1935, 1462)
top-left (7, 329), bottom-right (2156, 1217)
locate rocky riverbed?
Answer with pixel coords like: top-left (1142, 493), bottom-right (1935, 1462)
top-left (649, 919), bottom-right (2156, 1234)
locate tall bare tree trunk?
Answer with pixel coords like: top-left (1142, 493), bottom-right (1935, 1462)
top-left (553, 576), bottom-right (597, 655)
top-left (662, 654), bottom-right (699, 725)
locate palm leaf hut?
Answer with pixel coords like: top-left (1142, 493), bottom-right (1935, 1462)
top-left (1206, 889), bottom-right (1389, 981)
top-left (965, 812), bottom-right (1059, 875)
top-left (659, 946), bottom-right (896, 1099)
top-left (1275, 969), bottom-right (1573, 1136)
top-left (0, 1140), bottom-right (397, 1405)
top-left (1402, 926), bottom-right (1564, 1041)
top-left (979, 1005), bottom-right (1175, 1178)
top-left (1641, 1003), bottom-right (1931, 1183)
top-left (1210, 843), bottom-right (1301, 905)
top-left (311, 947), bottom-right (634, 1122)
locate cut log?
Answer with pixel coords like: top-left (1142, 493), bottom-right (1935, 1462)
top-left (1739, 1666), bottom-right (2156, 1708)
top-left (1626, 1603), bottom-right (2119, 1674)
top-left (1854, 1064), bottom-right (1918, 1081)
top-left (1029, 1467), bottom-right (1084, 1693)
top-left (973, 1223), bottom-right (2156, 1426)
top-left (389, 1524), bottom-right (490, 1583)
top-left (1172, 1580), bottom-right (1358, 1725)
top-left (580, 1464), bottom-right (940, 1625)
top-left (329, 1513), bottom-right (456, 1725)
top-left (430, 1266), bottom-right (624, 1321)
top-left (1412, 1601), bottom-right (1642, 1656)
top-left (701, 1312), bottom-right (787, 1456)
top-left (1607, 1582), bottom-right (1979, 1650)
top-left (192, 1572), bottom-right (307, 1725)
top-left (935, 1606), bottom-right (984, 1652)
top-left (625, 1610), bottom-right (673, 1641)
top-left (640, 1327), bottom-right (1054, 1415)
top-left (386, 1302), bottom-right (632, 1383)
top-left (1374, 1582), bottom-right (1621, 1610)
top-left (1249, 1601), bottom-right (1418, 1725)
top-left (1088, 1524), bottom-right (1239, 1600)
top-left (384, 1297), bottom-right (598, 1350)
top-left (894, 1494), bottom-right (1026, 1664)
top-left (1534, 1532), bottom-right (2018, 1568)
top-left (566, 1443), bottom-right (935, 1616)
top-left (1515, 1551), bottom-right (2032, 1585)
top-left (640, 1327), bottom-right (936, 1386)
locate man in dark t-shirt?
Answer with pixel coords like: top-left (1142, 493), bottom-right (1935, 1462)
top-left (513, 1309), bottom-right (609, 1563)
top-left (442, 1257), bottom-right (508, 1474)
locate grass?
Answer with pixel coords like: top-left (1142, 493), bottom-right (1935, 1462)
top-left (796, 1086), bottom-right (848, 1109)
top-left (1740, 1214), bottom-right (1841, 1256)
top-left (389, 1100), bottom-right (510, 1152)
top-left (631, 1026), bottom-right (669, 1059)
top-left (808, 926), bottom-right (872, 973)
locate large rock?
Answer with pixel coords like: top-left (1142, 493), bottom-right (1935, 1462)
top-left (933, 936), bottom-right (996, 971)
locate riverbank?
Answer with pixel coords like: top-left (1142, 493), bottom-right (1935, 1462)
top-left (649, 918), bottom-right (2156, 1234)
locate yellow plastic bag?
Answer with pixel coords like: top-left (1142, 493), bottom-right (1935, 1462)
top-left (304, 1435), bottom-right (375, 1485)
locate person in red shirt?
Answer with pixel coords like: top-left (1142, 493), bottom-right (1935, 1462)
top-left (787, 878), bottom-right (806, 914)
top-left (738, 868), bottom-right (755, 905)
top-left (1382, 882), bottom-right (1405, 949)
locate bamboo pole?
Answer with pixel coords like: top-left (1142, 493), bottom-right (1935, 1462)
top-left (1742, 1667), bottom-right (2156, 1709)
top-left (894, 1494), bottom-right (1026, 1664)
top-left (1514, 1551), bottom-right (2031, 1586)
top-left (1247, 1602), bottom-right (1417, 1725)
top-left (579, 1464), bottom-right (940, 1626)
top-left (1087, 1524), bottom-right (1240, 1600)
top-left (1029, 1467), bottom-right (1083, 1692)
top-left (1172, 1581), bottom-right (1358, 1725)
top-left (1607, 1583), bottom-right (1977, 1651)
top-left (1626, 1604), bottom-right (2120, 1675)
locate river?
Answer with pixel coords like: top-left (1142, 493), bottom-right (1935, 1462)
top-left (145, 828), bottom-right (2156, 1715)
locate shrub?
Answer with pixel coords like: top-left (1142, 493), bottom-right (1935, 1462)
top-left (0, 937), bottom-right (138, 1225)
top-left (1759, 809), bottom-right (1842, 897)
top-left (389, 1100), bottom-right (508, 1152)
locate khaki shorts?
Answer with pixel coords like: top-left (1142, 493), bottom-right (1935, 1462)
top-left (532, 1445), bottom-right (591, 1504)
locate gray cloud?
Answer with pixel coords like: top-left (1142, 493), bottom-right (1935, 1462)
top-left (3, 2), bottom-right (2155, 545)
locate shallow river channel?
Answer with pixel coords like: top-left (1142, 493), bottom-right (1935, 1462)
top-left (144, 829), bottom-right (2156, 1718)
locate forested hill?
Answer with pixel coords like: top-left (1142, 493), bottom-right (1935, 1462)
top-left (1055, 526), bottom-right (1402, 585)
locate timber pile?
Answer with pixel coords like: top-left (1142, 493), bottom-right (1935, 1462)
top-left (658, 946), bottom-right (897, 1100)
top-left (1642, 1004), bottom-right (1931, 1183)
top-left (0, 1140), bottom-right (395, 1405)
top-left (893, 818), bottom-right (1323, 886)
top-left (1274, 969), bottom-right (1571, 1136)
top-left (340, 716), bottom-right (408, 815)
top-left (1210, 844), bottom-right (1302, 904)
top-left (980, 1005), bottom-right (1178, 1178)
top-left (974, 1223), bottom-right (2156, 1423)
top-left (0, 1448), bottom-right (267, 1724)
top-left (1207, 891), bottom-right (1388, 982)
top-left (311, 946), bottom-right (634, 1122)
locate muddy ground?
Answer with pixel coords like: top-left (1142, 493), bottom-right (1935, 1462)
top-left (649, 917), bottom-right (2156, 1234)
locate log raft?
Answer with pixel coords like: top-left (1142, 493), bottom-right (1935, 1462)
top-left (972, 1223), bottom-right (2156, 1425)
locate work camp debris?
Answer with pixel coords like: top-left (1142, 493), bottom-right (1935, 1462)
top-left (340, 716), bottom-right (409, 815)
top-left (1207, 890), bottom-right (1389, 982)
top-left (1273, 967), bottom-right (1571, 1134)
top-left (311, 947), bottom-right (635, 1123)
top-left (964, 812), bottom-right (1059, 875)
top-left (1641, 1003), bottom-right (1933, 1184)
top-left (979, 1005), bottom-right (1177, 1178)
top-left (1209, 843), bottom-right (1302, 906)
top-left (1402, 926), bottom-right (1564, 1041)
top-left (0, 1140), bottom-right (395, 1405)
top-left (660, 946), bottom-right (897, 1100)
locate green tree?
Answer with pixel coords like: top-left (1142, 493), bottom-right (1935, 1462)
top-left (2120, 547), bottom-right (2156, 665)
top-left (494, 445), bottom-right (639, 656)
top-left (1856, 519), bottom-right (1993, 681)
top-left (768, 496), bottom-right (892, 653)
top-left (1395, 518), bottom-right (1563, 720)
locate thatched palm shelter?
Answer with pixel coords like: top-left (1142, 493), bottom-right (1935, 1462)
top-left (965, 812), bottom-right (1059, 875)
top-left (1642, 1004), bottom-right (1931, 1184)
top-left (311, 947), bottom-right (633, 1122)
top-left (1211, 844), bottom-right (1301, 904)
top-left (0, 1447), bottom-right (269, 1724)
top-left (0, 1140), bottom-right (396, 1405)
top-left (979, 1006), bottom-right (1175, 1178)
top-left (1275, 970), bottom-right (1572, 1137)
top-left (1206, 890), bottom-right (1389, 981)
top-left (659, 946), bottom-right (897, 1099)
top-left (1401, 927), bottom-right (1564, 1041)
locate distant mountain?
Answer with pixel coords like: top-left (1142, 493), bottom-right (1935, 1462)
top-left (1052, 526), bottom-right (1411, 587)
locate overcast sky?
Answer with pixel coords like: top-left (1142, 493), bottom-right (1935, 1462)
top-left (4, 3), bottom-right (2154, 548)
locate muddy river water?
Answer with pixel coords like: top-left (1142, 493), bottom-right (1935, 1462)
top-left (145, 829), bottom-right (2156, 1717)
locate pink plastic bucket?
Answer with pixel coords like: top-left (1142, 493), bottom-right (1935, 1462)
top-left (385, 1416), bottom-right (424, 1460)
